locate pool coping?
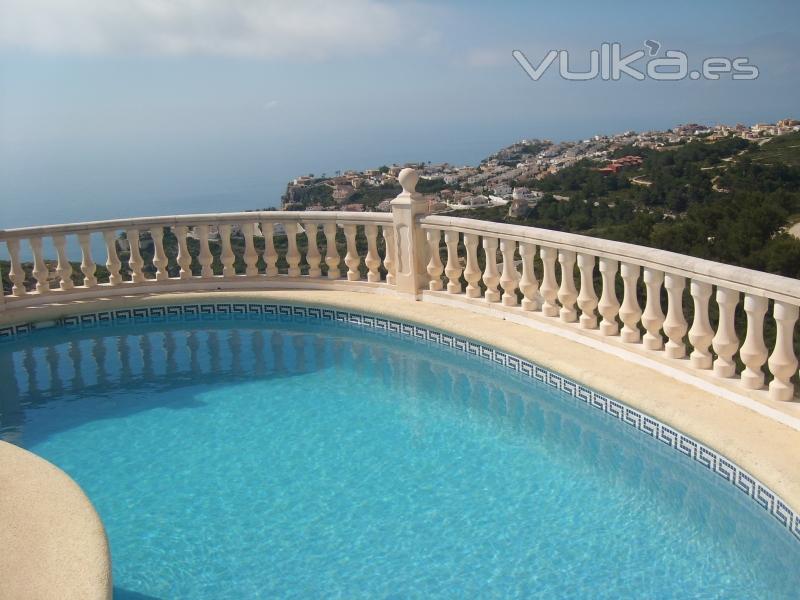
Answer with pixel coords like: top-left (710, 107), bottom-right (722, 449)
top-left (0, 440), bottom-right (112, 600)
top-left (1, 288), bottom-right (799, 596)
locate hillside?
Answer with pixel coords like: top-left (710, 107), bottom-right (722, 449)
top-left (495, 134), bottom-right (800, 279)
top-left (747, 131), bottom-right (800, 167)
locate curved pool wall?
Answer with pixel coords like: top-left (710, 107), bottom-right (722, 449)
top-left (2, 298), bottom-right (799, 551)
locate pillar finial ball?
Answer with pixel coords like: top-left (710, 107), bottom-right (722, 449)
top-left (398, 168), bottom-right (419, 194)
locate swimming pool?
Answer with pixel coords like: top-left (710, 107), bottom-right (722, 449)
top-left (2, 304), bottom-right (799, 599)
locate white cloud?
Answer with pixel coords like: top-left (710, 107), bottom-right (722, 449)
top-left (0, 0), bottom-right (416, 59)
top-left (263, 99), bottom-right (278, 110)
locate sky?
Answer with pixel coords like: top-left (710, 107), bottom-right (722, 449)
top-left (1, 0), bottom-right (798, 228)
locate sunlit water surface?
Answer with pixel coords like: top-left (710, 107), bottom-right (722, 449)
top-left (1, 314), bottom-right (798, 599)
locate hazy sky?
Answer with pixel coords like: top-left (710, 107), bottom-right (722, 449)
top-left (1, 0), bottom-right (798, 227)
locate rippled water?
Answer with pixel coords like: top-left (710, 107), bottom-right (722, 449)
top-left (1, 314), bottom-right (798, 599)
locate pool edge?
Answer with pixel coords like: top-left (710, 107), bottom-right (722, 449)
top-left (0, 440), bottom-right (112, 600)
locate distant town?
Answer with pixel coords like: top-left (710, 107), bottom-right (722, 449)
top-left (279, 118), bottom-right (800, 219)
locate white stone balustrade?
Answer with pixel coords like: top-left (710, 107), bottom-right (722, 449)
top-left (342, 224), bottom-right (360, 281)
top-left (619, 262), bottom-right (642, 343)
top-left (481, 236), bottom-right (501, 303)
top-left (712, 287), bottom-right (740, 378)
top-left (642, 267), bottom-right (665, 351)
top-left (285, 223), bottom-right (301, 278)
top-left (539, 246), bottom-right (559, 317)
top-left (443, 230), bottom-right (463, 294)
top-left (518, 242), bottom-right (540, 311)
top-left (219, 224), bottom-right (236, 278)
top-left (150, 227), bottom-right (168, 281)
top-left (499, 239), bottom-right (519, 307)
top-left (426, 229), bottom-right (444, 291)
top-left (597, 257), bottom-right (620, 336)
top-left (364, 224), bottom-right (381, 283)
top-left (663, 274), bottom-right (687, 359)
top-left (557, 249), bottom-right (578, 322)
top-left (689, 281), bottom-right (714, 370)
top-left (1, 168), bottom-right (799, 402)
top-left (1, 213), bottom-right (396, 296)
top-left (576, 253), bottom-right (598, 329)
top-left (420, 202), bottom-right (800, 401)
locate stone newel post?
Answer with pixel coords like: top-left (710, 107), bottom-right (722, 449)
top-left (390, 168), bottom-right (429, 297)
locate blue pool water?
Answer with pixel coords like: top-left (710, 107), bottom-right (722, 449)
top-left (1, 312), bottom-right (799, 599)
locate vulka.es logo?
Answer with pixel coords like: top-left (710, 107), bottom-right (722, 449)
top-left (512, 42), bottom-right (759, 82)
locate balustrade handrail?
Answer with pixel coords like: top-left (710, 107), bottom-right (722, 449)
top-left (0, 211), bottom-right (392, 240)
top-left (421, 214), bottom-right (800, 304)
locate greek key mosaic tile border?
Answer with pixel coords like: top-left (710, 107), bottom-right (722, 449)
top-left (2, 301), bottom-right (799, 544)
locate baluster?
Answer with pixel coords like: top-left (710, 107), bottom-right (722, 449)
top-left (642, 268), bottom-right (665, 350)
top-left (382, 226), bottom-right (397, 285)
top-left (557, 249), bottom-right (577, 322)
top-left (481, 236), bottom-right (501, 303)
top-left (688, 281), bottom-right (714, 369)
top-left (324, 222), bottom-right (340, 279)
top-left (576, 253), bottom-right (597, 328)
top-left (598, 257), bottom-right (619, 335)
top-left (77, 232), bottom-right (97, 287)
top-left (712, 287), bottom-right (740, 378)
top-left (426, 229), bottom-right (444, 291)
top-left (262, 222), bottom-right (278, 277)
top-left (768, 301), bottom-right (799, 401)
top-left (364, 224), bottom-right (381, 283)
top-left (195, 225), bottom-right (214, 278)
top-left (663, 274), bottom-right (688, 358)
top-left (243, 223), bottom-right (259, 277)
top-left (619, 262), bottom-right (641, 343)
top-left (219, 224), bottom-right (235, 277)
top-left (739, 294), bottom-right (769, 389)
top-left (150, 227), bottom-right (168, 281)
top-left (102, 230), bottom-right (122, 286)
top-left (539, 246), bottom-right (559, 317)
top-left (126, 229), bottom-right (145, 283)
top-left (342, 224), bottom-right (361, 281)
top-left (499, 239), bottom-right (519, 307)
top-left (6, 238), bottom-right (26, 296)
top-left (285, 222), bottom-right (301, 277)
top-left (303, 223), bottom-right (322, 278)
top-left (29, 237), bottom-right (50, 293)
top-left (518, 242), bottom-right (539, 311)
top-left (175, 225), bottom-right (192, 279)
top-left (443, 230), bottom-right (463, 294)
top-left (463, 233), bottom-right (481, 298)
top-left (53, 234), bottom-right (74, 291)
